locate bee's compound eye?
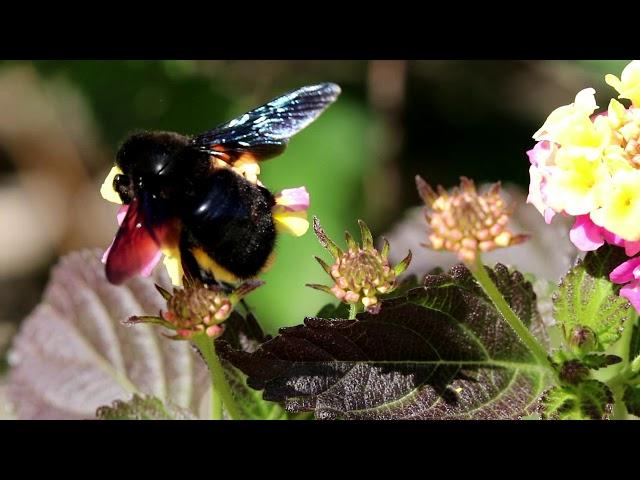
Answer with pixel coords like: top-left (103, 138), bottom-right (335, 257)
top-left (113, 174), bottom-right (133, 203)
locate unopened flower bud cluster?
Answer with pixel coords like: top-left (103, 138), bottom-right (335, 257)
top-left (416, 175), bottom-right (527, 263)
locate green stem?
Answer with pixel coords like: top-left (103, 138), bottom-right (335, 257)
top-left (192, 335), bottom-right (244, 420)
top-left (349, 303), bottom-right (362, 319)
top-left (471, 255), bottom-right (555, 376)
top-left (212, 388), bottom-right (223, 420)
top-left (608, 315), bottom-right (637, 420)
top-left (610, 380), bottom-right (628, 420)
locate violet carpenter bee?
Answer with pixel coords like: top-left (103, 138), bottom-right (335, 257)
top-left (101, 83), bottom-right (341, 286)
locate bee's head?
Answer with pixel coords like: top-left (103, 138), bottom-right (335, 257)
top-left (114, 131), bottom-right (190, 202)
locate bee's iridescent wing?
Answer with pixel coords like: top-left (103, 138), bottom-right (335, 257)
top-left (191, 83), bottom-right (341, 163)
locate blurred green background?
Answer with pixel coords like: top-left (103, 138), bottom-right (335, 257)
top-left (0, 60), bottom-right (630, 334)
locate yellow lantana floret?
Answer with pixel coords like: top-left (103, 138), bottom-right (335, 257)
top-left (606, 60), bottom-right (640, 107)
top-left (591, 169), bottom-right (640, 241)
top-left (534, 89), bottom-right (599, 143)
top-left (162, 249), bottom-right (184, 286)
top-left (544, 149), bottom-right (609, 216)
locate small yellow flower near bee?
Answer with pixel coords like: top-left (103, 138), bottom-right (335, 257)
top-left (161, 248), bottom-right (184, 286)
top-left (100, 166), bottom-right (124, 204)
top-left (273, 211), bottom-right (309, 237)
top-left (272, 187), bottom-right (311, 237)
top-left (606, 60), bottom-right (640, 107)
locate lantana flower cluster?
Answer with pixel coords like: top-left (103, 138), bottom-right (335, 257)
top-left (127, 279), bottom-right (262, 340)
top-left (308, 217), bottom-right (412, 314)
top-left (416, 175), bottom-right (528, 264)
top-left (528, 60), bottom-right (640, 309)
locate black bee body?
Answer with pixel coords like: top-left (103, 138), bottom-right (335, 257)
top-left (113, 131), bottom-right (278, 283)
top-left (104, 83), bottom-right (341, 285)
top-left (180, 167), bottom-right (277, 281)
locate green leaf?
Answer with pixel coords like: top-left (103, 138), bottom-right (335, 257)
top-left (315, 302), bottom-right (350, 319)
top-left (553, 245), bottom-right (634, 351)
top-left (630, 322), bottom-right (640, 359)
top-left (629, 323), bottom-right (640, 374)
top-left (7, 250), bottom-right (209, 419)
top-left (382, 274), bottom-right (421, 301)
top-left (225, 365), bottom-right (288, 420)
top-left (623, 384), bottom-right (640, 417)
top-left (219, 263), bottom-right (549, 420)
top-left (540, 380), bottom-right (613, 420)
top-left (582, 354), bottom-right (622, 370)
top-left (216, 312), bottom-right (287, 420)
top-left (96, 394), bottom-right (196, 420)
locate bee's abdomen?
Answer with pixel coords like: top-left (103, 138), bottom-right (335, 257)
top-left (181, 169), bottom-right (276, 281)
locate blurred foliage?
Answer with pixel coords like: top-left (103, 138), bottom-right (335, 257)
top-left (0, 60), bottom-right (629, 334)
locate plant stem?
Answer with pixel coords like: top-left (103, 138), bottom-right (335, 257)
top-left (349, 303), bottom-right (358, 319)
top-left (471, 255), bottom-right (555, 375)
top-left (212, 388), bottom-right (223, 420)
top-left (608, 315), bottom-right (637, 420)
top-left (610, 382), bottom-right (628, 420)
top-left (192, 335), bottom-right (243, 420)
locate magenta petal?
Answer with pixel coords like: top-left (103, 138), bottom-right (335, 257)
top-left (620, 281), bottom-right (640, 312)
top-left (610, 257), bottom-right (640, 284)
top-left (102, 204), bottom-right (130, 265)
top-left (117, 204), bottom-right (129, 225)
top-left (101, 243), bottom-right (113, 264)
top-left (275, 187), bottom-right (310, 212)
top-left (603, 230), bottom-right (626, 247)
top-left (140, 249), bottom-right (163, 277)
top-left (625, 241), bottom-right (640, 257)
top-left (569, 215), bottom-right (605, 251)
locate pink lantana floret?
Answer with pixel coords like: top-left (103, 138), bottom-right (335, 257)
top-left (101, 203), bottom-right (162, 278)
top-left (526, 141), bottom-right (557, 223)
top-left (274, 187), bottom-right (310, 212)
top-left (526, 140), bottom-right (554, 167)
top-left (567, 214), bottom-right (640, 312)
top-left (568, 214), bottom-right (640, 256)
top-left (608, 253), bottom-right (640, 312)
top-left (569, 215), bottom-right (605, 251)
top-left (101, 204), bottom-right (130, 263)
top-left (610, 256), bottom-right (640, 284)
top-left (140, 250), bottom-right (163, 277)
